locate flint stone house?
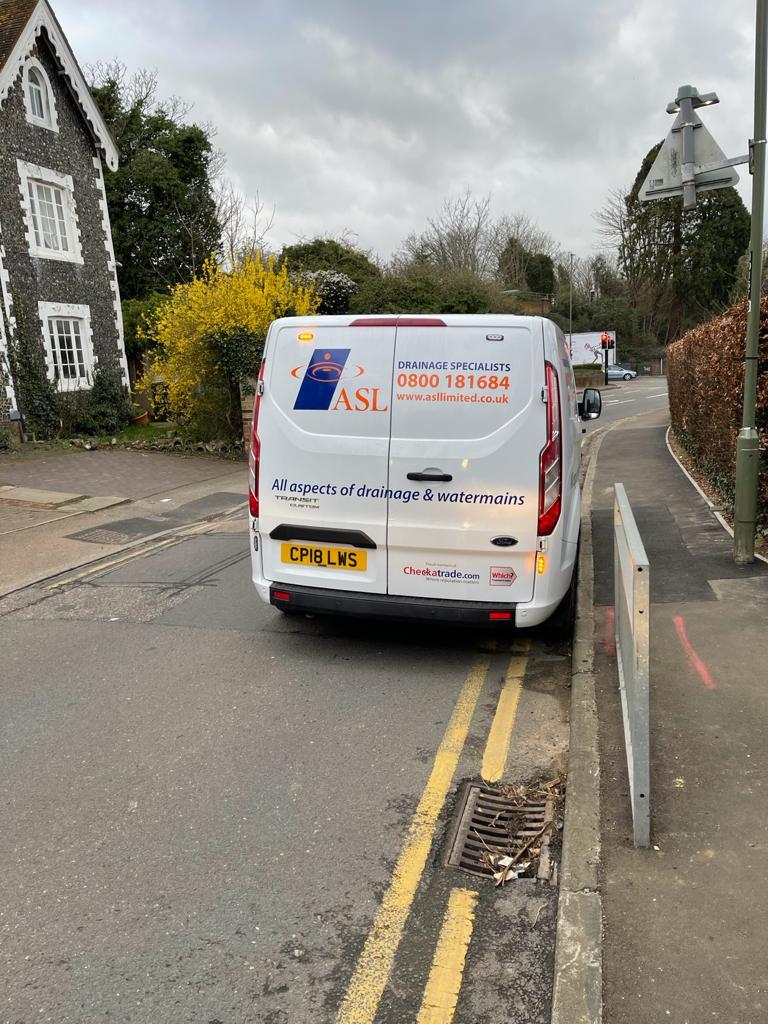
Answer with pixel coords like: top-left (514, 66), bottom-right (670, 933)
top-left (0, 0), bottom-right (128, 424)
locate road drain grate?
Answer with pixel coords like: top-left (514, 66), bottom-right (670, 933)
top-left (68, 527), bottom-right (133, 545)
top-left (445, 784), bottom-right (557, 883)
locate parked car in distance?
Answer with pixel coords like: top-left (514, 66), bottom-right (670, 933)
top-left (607, 365), bottom-right (637, 381)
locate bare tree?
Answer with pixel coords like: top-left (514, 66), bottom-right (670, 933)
top-left (399, 191), bottom-right (498, 276)
top-left (594, 186), bottom-right (681, 341)
top-left (215, 182), bottom-right (275, 268)
top-left (398, 193), bottom-right (560, 287)
top-left (87, 60), bottom-right (192, 126)
top-left (493, 212), bottom-right (561, 290)
top-left (594, 188), bottom-right (637, 284)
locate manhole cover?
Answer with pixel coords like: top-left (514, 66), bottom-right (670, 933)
top-left (68, 527), bottom-right (132, 545)
top-left (445, 784), bottom-right (557, 882)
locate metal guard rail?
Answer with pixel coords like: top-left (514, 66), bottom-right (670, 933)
top-left (614, 482), bottom-right (651, 848)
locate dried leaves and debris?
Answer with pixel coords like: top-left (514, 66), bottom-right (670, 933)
top-left (478, 775), bottom-right (565, 887)
top-left (498, 775), bottom-right (564, 804)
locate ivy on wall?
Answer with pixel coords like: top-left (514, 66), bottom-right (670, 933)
top-left (4, 292), bottom-right (131, 439)
top-left (5, 297), bottom-right (60, 438)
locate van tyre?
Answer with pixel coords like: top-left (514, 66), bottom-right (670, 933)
top-left (546, 563), bottom-right (578, 640)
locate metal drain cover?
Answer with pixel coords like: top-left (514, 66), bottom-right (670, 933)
top-left (67, 527), bottom-right (132, 545)
top-left (445, 784), bottom-right (556, 880)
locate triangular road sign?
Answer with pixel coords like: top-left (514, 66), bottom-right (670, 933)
top-left (639, 109), bottom-right (739, 202)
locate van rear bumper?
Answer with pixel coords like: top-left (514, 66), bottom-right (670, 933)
top-left (269, 583), bottom-right (517, 626)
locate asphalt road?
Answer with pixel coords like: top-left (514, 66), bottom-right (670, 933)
top-left (1, 504), bottom-right (573, 1023)
top-left (583, 375), bottom-right (669, 434)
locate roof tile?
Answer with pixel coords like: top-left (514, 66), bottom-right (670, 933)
top-left (0, 0), bottom-right (39, 73)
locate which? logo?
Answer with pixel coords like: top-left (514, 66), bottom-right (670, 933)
top-left (489, 566), bottom-right (517, 586)
top-left (292, 349), bottom-right (388, 412)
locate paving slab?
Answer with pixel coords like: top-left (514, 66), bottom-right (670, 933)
top-left (0, 505), bottom-right (70, 535)
top-left (0, 448), bottom-right (237, 500)
top-left (0, 485), bottom-right (85, 506)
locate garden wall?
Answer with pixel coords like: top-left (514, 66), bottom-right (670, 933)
top-left (667, 296), bottom-right (768, 523)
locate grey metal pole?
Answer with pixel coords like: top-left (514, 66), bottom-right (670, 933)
top-left (734, 0), bottom-right (768, 564)
top-left (568, 253), bottom-right (573, 358)
top-left (676, 85), bottom-right (699, 210)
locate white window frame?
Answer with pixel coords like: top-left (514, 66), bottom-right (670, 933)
top-left (22, 58), bottom-right (58, 132)
top-left (38, 302), bottom-right (95, 392)
top-left (17, 161), bottom-right (83, 264)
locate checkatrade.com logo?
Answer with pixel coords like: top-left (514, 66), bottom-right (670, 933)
top-left (291, 349), bottom-right (388, 412)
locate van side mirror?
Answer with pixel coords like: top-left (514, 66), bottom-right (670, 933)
top-left (579, 388), bottom-right (602, 420)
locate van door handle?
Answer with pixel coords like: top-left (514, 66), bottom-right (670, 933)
top-left (407, 470), bottom-right (453, 482)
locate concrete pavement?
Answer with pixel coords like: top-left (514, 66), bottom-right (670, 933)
top-left (0, 448), bottom-right (246, 595)
top-left (592, 408), bottom-right (768, 1024)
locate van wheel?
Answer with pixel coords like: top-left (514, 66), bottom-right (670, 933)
top-left (547, 565), bottom-right (578, 640)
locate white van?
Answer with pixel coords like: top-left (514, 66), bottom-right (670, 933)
top-left (248, 315), bottom-right (601, 633)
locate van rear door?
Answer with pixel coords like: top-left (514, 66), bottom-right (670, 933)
top-left (387, 322), bottom-right (543, 603)
top-left (259, 320), bottom-right (395, 593)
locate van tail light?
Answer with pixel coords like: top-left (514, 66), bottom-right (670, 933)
top-left (538, 361), bottom-right (562, 536)
top-left (249, 360), bottom-right (266, 518)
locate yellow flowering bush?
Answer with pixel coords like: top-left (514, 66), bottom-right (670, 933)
top-left (144, 255), bottom-right (317, 438)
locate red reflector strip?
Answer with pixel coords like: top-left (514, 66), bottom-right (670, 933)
top-left (348, 317), bottom-right (447, 327)
top-left (489, 611), bottom-right (512, 620)
top-left (273, 591), bottom-right (291, 602)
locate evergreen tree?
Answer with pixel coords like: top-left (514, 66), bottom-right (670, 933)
top-left (615, 142), bottom-right (750, 340)
top-left (90, 66), bottom-right (221, 300)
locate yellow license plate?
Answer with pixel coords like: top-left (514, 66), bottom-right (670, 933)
top-left (280, 542), bottom-right (367, 571)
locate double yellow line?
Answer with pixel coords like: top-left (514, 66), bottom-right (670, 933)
top-left (337, 640), bottom-right (531, 1024)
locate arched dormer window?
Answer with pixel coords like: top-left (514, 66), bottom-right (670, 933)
top-left (23, 58), bottom-right (58, 132)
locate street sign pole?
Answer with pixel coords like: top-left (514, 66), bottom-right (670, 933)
top-left (677, 86), bottom-right (699, 210)
top-left (568, 252), bottom-right (574, 359)
top-left (734, 0), bottom-right (768, 564)
top-left (640, 87), bottom-right (742, 205)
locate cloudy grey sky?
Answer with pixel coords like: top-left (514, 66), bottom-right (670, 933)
top-left (57, 0), bottom-right (756, 261)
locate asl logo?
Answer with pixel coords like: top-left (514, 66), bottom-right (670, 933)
top-left (292, 349), bottom-right (388, 412)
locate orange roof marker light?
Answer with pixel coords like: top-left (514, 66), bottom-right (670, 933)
top-left (297, 332), bottom-right (315, 342)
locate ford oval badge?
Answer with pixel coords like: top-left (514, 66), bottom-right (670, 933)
top-left (491, 536), bottom-right (518, 547)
